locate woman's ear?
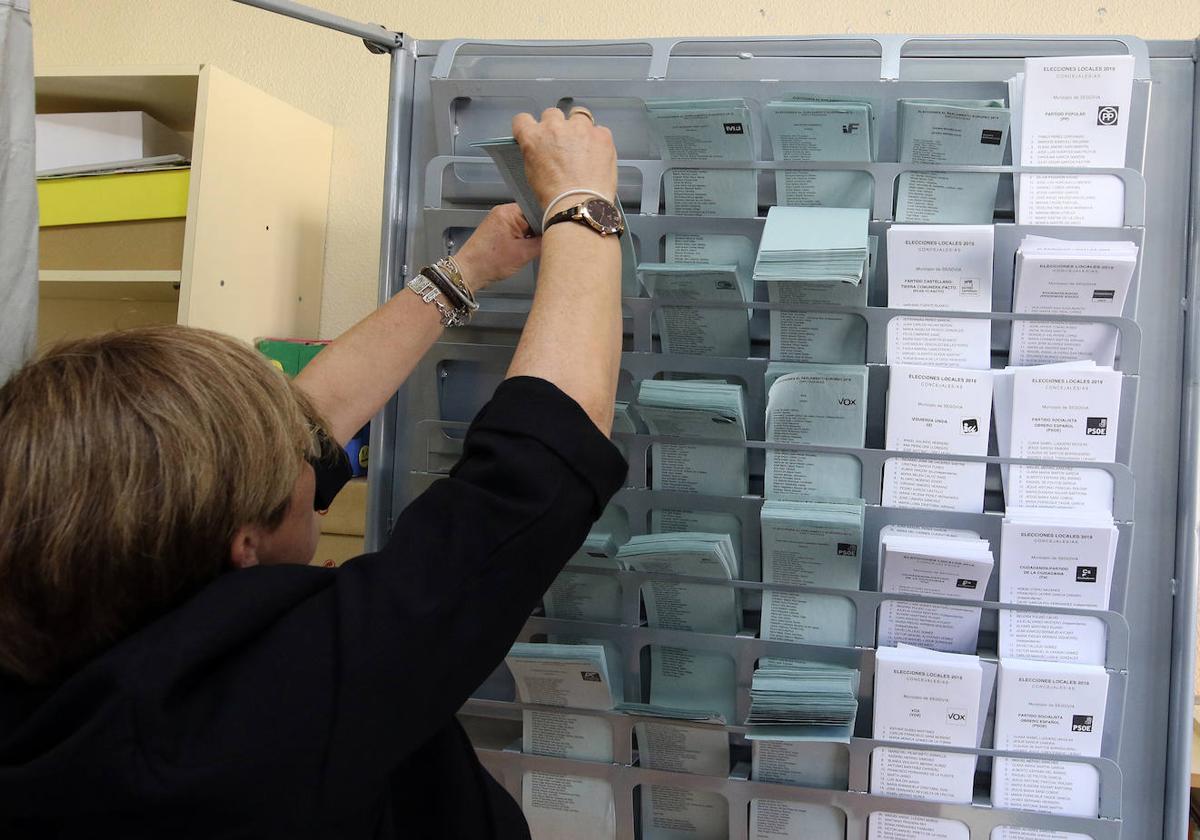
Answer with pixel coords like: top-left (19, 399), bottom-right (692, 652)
top-left (228, 525), bottom-right (265, 570)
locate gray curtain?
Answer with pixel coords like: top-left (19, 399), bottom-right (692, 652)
top-left (0, 0), bottom-right (36, 383)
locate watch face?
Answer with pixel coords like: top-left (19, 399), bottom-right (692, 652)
top-left (583, 198), bottom-right (623, 234)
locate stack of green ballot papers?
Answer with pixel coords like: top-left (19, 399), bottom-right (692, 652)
top-left (895, 98), bottom-right (1011, 224)
top-left (506, 642), bottom-right (619, 710)
top-left (753, 206), bottom-right (870, 284)
top-left (638, 262), bottom-right (750, 358)
top-left (617, 532), bottom-right (740, 724)
top-left (746, 660), bottom-right (859, 741)
top-left (760, 498), bottom-right (865, 648)
top-left (765, 95), bottom-right (876, 210)
top-left (470, 135), bottom-right (639, 297)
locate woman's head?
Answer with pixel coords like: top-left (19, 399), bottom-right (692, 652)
top-left (0, 326), bottom-right (326, 684)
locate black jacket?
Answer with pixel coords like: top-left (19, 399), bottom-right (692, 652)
top-left (0, 377), bottom-right (627, 838)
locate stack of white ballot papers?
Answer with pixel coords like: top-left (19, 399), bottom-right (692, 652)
top-left (638, 263), bottom-right (750, 359)
top-left (645, 98), bottom-right (758, 276)
top-left (616, 533), bottom-right (740, 723)
top-left (895, 98), bottom-right (1011, 224)
top-left (1014, 56), bottom-right (1135, 227)
top-left (760, 498), bottom-right (865, 648)
top-left (764, 362), bottom-right (868, 501)
top-left (635, 721), bottom-right (730, 840)
top-left (885, 224), bottom-right (995, 370)
top-left (999, 508), bottom-right (1118, 666)
top-left (991, 659), bottom-right (1109, 821)
top-left (868, 811), bottom-right (972, 840)
top-left (746, 660), bottom-right (860, 740)
top-left (871, 646), bottom-right (993, 805)
top-left (882, 364), bottom-right (994, 513)
top-left (637, 380), bottom-right (748, 540)
top-left (471, 135), bottom-right (639, 298)
top-left (764, 95), bottom-right (875, 209)
top-left (1009, 236), bottom-right (1139, 367)
top-left (753, 206), bottom-right (871, 284)
top-left (877, 527), bottom-right (994, 654)
top-left (993, 362), bottom-right (1123, 513)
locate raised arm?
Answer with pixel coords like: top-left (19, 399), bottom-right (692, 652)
top-left (295, 204), bottom-right (540, 446)
top-left (506, 108), bottom-right (623, 435)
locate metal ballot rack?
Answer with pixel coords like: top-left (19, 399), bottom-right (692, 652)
top-left (236, 5), bottom-right (1200, 837)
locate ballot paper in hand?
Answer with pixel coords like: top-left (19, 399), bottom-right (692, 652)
top-left (646, 99), bottom-right (758, 282)
top-left (999, 364), bottom-right (1123, 513)
top-left (764, 363), bottom-right (868, 501)
top-left (1009, 236), bottom-right (1139, 367)
top-left (886, 225), bottom-right (995, 370)
top-left (746, 659), bottom-right (860, 741)
top-left (471, 136), bottom-right (639, 297)
top-left (765, 98), bottom-right (874, 209)
top-left (617, 533), bottom-right (740, 723)
top-left (638, 380), bottom-right (749, 540)
top-left (895, 98), bottom-right (1011, 224)
top-left (991, 659), bottom-right (1109, 818)
top-left (760, 499), bottom-right (865, 648)
top-left (871, 646), bottom-right (983, 804)
top-left (1016, 56), bottom-right (1135, 227)
top-left (639, 263), bottom-right (750, 358)
top-left (636, 722), bottom-right (730, 840)
top-left (999, 509), bottom-right (1117, 666)
top-left (882, 365), bottom-right (994, 513)
top-left (877, 532), bottom-right (994, 654)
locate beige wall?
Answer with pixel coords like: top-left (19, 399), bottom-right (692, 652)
top-left (31, 0), bottom-right (1200, 338)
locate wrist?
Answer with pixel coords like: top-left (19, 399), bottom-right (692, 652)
top-left (449, 250), bottom-right (488, 294)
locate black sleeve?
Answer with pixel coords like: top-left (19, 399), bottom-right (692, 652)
top-left (317, 376), bottom-right (627, 794)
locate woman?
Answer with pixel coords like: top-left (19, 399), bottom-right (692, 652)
top-left (0, 107), bottom-right (624, 838)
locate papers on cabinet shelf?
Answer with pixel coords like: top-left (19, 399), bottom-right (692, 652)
top-left (991, 659), bottom-right (1109, 819)
top-left (639, 263), bottom-right (750, 359)
top-left (522, 772), bottom-right (617, 840)
top-left (746, 660), bottom-right (860, 741)
top-left (994, 362), bottom-right (1123, 514)
top-left (999, 509), bottom-right (1118, 666)
top-left (764, 363), bottom-right (868, 501)
top-left (1015, 56), bottom-right (1135, 227)
top-left (636, 722), bottom-right (729, 840)
top-left (868, 812), bottom-right (970, 840)
top-left (764, 96), bottom-right (874, 209)
top-left (885, 224), bottom-right (995, 370)
top-left (877, 531), bottom-right (994, 654)
top-left (882, 365), bottom-right (994, 513)
top-left (895, 98), bottom-right (1010, 224)
top-left (1009, 235), bottom-right (1139, 367)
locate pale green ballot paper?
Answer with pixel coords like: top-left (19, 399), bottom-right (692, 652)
top-left (639, 263), bottom-right (750, 359)
top-left (895, 98), bottom-right (1011, 224)
top-left (765, 98), bottom-right (874, 209)
top-left (471, 135), bottom-right (639, 297)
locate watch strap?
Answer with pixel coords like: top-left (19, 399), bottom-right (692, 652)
top-left (543, 199), bottom-right (625, 238)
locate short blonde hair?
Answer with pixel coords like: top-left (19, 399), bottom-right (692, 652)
top-left (0, 326), bottom-right (323, 684)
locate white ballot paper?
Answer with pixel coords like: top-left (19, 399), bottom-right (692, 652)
top-left (637, 379), bottom-right (748, 540)
top-left (640, 263), bottom-right (750, 358)
top-left (882, 365), bottom-right (994, 513)
top-left (992, 659), bottom-right (1109, 818)
top-left (646, 99), bottom-right (758, 280)
top-left (1002, 365), bottom-right (1122, 513)
top-left (993, 828), bottom-right (1092, 840)
top-left (760, 498), bottom-right (865, 648)
top-left (895, 98), bottom-right (1010, 225)
top-left (522, 771), bottom-right (617, 840)
top-left (868, 812), bottom-right (970, 840)
top-left (750, 798), bottom-right (847, 840)
top-left (1009, 236), bottom-right (1139, 367)
top-left (765, 363), bottom-right (868, 501)
top-left (636, 722), bottom-right (730, 840)
top-left (999, 509), bottom-right (1118, 665)
top-left (872, 646), bottom-right (983, 804)
top-left (1016, 56), bottom-right (1135, 227)
top-left (886, 225), bottom-right (995, 370)
top-left (765, 98), bottom-right (874, 209)
top-left (877, 533), bottom-right (994, 654)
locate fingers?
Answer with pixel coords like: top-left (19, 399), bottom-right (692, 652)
top-left (512, 111), bottom-right (537, 142)
top-left (567, 105), bottom-right (595, 125)
top-left (541, 106), bottom-right (565, 124)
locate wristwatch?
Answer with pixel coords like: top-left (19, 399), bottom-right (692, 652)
top-left (543, 197), bottom-right (625, 238)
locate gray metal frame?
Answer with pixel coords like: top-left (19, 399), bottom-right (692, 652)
top-left (227, 6), bottom-right (1200, 838)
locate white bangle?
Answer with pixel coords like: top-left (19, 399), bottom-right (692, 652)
top-left (540, 188), bottom-right (612, 233)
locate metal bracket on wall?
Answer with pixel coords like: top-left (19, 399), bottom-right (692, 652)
top-left (229, 0), bottom-right (403, 53)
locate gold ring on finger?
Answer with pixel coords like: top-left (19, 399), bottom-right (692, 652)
top-left (568, 107), bottom-right (595, 124)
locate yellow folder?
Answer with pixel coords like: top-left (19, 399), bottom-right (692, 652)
top-left (38, 169), bottom-right (190, 227)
